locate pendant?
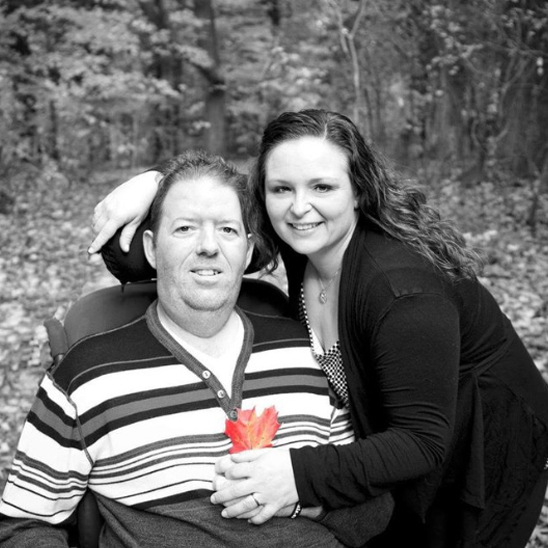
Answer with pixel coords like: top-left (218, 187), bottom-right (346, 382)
top-left (319, 290), bottom-right (328, 304)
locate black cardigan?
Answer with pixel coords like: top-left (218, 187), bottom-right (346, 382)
top-left (286, 222), bottom-right (548, 547)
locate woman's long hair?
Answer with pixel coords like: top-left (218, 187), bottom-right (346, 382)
top-left (250, 109), bottom-right (483, 281)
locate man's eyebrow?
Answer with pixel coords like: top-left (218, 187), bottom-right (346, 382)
top-left (170, 215), bottom-right (194, 222)
top-left (216, 218), bottom-right (245, 226)
top-left (171, 215), bottom-right (244, 225)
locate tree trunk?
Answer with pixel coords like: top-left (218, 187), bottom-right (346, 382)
top-left (138, 0), bottom-right (186, 161)
top-left (194, 0), bottom-right (227, 156)
top-left (47, 100), bottom-right (60, 162)
top-left (329, 0), bottom-right (369, 137)
top-left (527, 153), bottom-right (548, 235)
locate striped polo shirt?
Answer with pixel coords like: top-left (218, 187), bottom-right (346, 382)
top-left (0, 303), bottom-right (354, 530)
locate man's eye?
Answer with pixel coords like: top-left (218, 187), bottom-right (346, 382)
top-left (176, 226), bottom-right (191, 233)
top-left (221, 226), bottom-right (237, 234)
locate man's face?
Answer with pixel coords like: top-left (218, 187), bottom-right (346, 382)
top-left (143, 176), bottom-right (253, 323)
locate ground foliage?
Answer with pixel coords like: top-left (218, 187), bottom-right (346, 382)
top-left (0, 167), bottom-right (547, 545)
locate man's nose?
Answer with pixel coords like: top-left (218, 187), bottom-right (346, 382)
top-left (290, 190), bottom-right (312, 217)
top-left (196, 228), bottom-right (219, 255)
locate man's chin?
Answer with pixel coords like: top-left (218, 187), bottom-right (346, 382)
top-left (184, 291), bottom-right (237, 313)
top-left (187, 300), bottom-right (228, 312)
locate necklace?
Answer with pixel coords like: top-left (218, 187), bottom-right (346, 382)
top-left (317, 267), bottom-right (341, 304)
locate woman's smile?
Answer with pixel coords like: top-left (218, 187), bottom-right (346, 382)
top-left (288, 222), bottom-right (322, 231)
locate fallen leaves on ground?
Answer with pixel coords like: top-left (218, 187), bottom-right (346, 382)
top-left (0, 170), bottom-right (546, 546)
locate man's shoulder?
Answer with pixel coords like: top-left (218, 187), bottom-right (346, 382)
top-left (51, 315), bottom-right (169, 392)
top-left (244, 310), bottom-right (309, 349)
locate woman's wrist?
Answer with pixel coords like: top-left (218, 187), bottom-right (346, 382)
top-left (289, 502), bottom-right (302, 519)
top-left (298, 505), bottom-right (327, 521)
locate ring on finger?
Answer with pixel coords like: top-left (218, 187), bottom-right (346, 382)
top-left (250, 494), bottom-right (261, 507)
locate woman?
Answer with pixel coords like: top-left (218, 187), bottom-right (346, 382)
top-left (89, 110), bottom-right (548, 548)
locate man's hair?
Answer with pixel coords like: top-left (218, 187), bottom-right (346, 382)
top-left (150, 150), bottom-right (271, 270)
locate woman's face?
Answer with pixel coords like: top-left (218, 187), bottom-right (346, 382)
top-left (264, 136), bottom-right (359, 262)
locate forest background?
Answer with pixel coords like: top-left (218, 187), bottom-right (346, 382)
top-left (0, 0), bottom-right (547, 545)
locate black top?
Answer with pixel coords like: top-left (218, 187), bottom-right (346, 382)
top-left (286, 222), bottom-right (548, 547)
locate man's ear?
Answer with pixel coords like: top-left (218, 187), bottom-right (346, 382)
top-left (143, 229), bottom-right (157, 269)
top-left (245, 235), bottom-right (255, 270)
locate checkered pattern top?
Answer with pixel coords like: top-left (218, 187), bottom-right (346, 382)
top-left (299, 285), bottom-right (349, 407)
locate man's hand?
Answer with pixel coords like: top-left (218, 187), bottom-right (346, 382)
top-left (88, 170), bottom-right (161, 254)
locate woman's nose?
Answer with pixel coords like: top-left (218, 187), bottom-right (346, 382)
top-left (290, 190), bottom-right (312, 217)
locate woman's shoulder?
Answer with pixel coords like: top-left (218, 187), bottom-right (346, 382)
top-left (346, 227), bottom-right (450, 300)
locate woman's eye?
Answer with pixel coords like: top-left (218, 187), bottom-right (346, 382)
top-left (221, 226), bottom-right (237, 235)
top-left (268, 185), bottom-right (290, 194)
top-left (314, 184), bottom-right (332, 193)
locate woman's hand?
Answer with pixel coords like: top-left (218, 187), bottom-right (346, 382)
top-left (211, 448), bottom-right (299, 524)
top-left (88, 170), bottom-right (161, 255)
top-left (215, 488), bottom-right (296, 522)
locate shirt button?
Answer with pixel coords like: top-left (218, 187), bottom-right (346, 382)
top-left (229, 410), bottom-right (238, 420)
top-left (217, 389), bottom-right (226, 399)
top-left (202, 370), bottom-right (211, 379)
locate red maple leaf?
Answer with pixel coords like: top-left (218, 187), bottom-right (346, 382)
top-left (225, 406), bottom-right (280, 454)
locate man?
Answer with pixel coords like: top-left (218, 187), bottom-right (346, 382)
top-left (0, 151), bottom-right (390, 548)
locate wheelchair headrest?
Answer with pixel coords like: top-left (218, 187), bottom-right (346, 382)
top-left (46, 276), bottom-right (288, 365)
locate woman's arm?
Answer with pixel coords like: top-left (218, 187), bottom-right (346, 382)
top-left (88, 170), bottom-right (161, 254)
top-left (293, 293), bottom-right (460, 507)
top-left (213, 452), bottom-right (395, 545)
top-left (213, 293), bottom-right (460, 519)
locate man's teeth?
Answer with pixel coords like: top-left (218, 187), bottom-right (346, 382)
top-left (194, 270), bottom-right (219, 276)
